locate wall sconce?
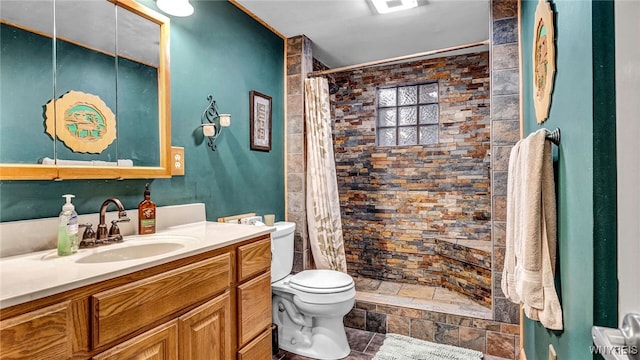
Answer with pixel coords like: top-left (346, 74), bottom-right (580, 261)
top-left (199, 95), bottom-right (231, 151)
top-left (156, 0), bottom-right (194, 17)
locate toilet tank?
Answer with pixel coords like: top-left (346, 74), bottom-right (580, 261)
top-left (271, 221), bottom-right (296, 283)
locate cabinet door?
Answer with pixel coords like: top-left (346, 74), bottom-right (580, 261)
top-left (237, 271), bottom-right (272, 346)
top-left (0, 301), bottom-right (72, 360)
top-left (178, 292), bottom-right (231, 360)
top-left (92, 321), bottom-right (178, 360)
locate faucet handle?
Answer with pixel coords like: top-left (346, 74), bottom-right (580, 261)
top-left (79, 224), bottom-right (96, 248)
top-left (109, 220), bottom-right (125, 242)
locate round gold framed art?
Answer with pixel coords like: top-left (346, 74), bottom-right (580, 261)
top-left (45, 91), bottom-right (116, 154)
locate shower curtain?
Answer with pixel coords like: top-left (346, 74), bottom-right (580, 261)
top-left (304, 77), bottom-right (347, 272)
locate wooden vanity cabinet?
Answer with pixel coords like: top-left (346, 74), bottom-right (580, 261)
top-left (236, 238), bottom-right (272, 360)
top-left (0, 233), bottom-right (273, 360)
top-left (0, 301), bottom-right (74, 360)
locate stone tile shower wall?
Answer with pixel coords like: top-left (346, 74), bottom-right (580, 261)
top-left (331, 53), bottom-right (492, 291)
top-left (286, 36), bottom-right (313, 272)
top-left (491, 0), bottom-right (521, 326)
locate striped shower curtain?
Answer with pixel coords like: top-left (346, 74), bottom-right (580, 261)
top-left (304, 77), bottom-right (347, 272)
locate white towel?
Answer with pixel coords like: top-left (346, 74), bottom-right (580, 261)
top-left (501, 129), bottom-right (563, 330)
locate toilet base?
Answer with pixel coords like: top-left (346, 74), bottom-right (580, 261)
top-left (276, 315), bottom-right (350, 360)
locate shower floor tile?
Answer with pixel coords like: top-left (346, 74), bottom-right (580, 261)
top-left (377, 281), bottom-right (402, 295)
top-left (354, 277), bottom-right (381, 291)
top-left (353, 277), bottom-right (492, 320)
top-left (397, 283), bottom-right (435, 299)
top-left (432, 287), bottom-right (474, 304)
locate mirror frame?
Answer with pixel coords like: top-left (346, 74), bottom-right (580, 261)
top-left (0, 0), bottom-right (171, 180)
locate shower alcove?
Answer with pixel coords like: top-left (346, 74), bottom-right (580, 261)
top-left (286, 2), bottom-right (522, 353)
top-left (327, 51), bottom-right (494, 327)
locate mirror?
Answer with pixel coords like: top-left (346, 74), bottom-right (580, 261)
top-left (0, 0), bottom-right (171, 180)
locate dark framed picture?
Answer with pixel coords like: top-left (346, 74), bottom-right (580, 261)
top-left (249, 90), bottom-right (272, 151)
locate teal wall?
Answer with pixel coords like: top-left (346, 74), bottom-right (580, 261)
top-left (0, 0), bottom-right (285, 223)
top-left (521, 1), bottom-right (617, 359)
top-left (1, 24), bottom-right (55, 163)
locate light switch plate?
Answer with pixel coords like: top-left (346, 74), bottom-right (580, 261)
top-left (171, 146), bottom-right (185, 176)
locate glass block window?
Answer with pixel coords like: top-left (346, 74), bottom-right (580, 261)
top-left (376, 82), bottom-right (439, 146)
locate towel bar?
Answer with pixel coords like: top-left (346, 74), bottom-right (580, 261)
top-left (545, 128), bottom-right (561, 146)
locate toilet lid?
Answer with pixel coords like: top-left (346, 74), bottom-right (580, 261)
top-left (289, 270), bottom-right (354, 294)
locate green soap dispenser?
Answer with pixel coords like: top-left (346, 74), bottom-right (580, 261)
top-left (57, 194), bottom-right (79, 256)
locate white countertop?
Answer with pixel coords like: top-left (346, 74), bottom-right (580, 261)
top-left (0, 221), bottom-right (273, 309)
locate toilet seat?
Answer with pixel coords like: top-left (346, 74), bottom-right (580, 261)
top-left (272, 271), bottom-right (356, 305)
top-left (289, 270), bottom-right (354, 294)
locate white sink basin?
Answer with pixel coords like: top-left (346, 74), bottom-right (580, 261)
top-left (75, 235), bottom-right (197, 263)
top-left (124, 234), bottom-right (198, 243)
top-left (76, 243), bottom-right (184, 263)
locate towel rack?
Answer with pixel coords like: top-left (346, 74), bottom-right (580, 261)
top-left (545, 128), bottom-right (561, 146)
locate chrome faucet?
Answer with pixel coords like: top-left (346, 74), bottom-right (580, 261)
top-left (96, 198), bottom-right (130, 242)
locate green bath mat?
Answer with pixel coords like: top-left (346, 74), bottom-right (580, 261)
top-left (373, 333), bottom-right (484, 360)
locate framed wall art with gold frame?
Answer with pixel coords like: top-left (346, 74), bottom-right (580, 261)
top-left (533, 0), bottom-right (556, 124)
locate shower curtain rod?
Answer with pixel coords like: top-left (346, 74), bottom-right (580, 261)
top-left (307, 39), bottom-right (490, 77)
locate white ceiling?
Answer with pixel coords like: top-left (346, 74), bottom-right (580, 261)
top-left (1, 0), bottom-right (160, 67)
top-left (233, 0), bottom-right (491, 69)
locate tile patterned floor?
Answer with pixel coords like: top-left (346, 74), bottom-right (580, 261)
top-left (353, 277), bottom-right (492, 319)
top-left (271, 327), bottom-right (513, 360)
top-left (272, 327), bottom-right (384, 360)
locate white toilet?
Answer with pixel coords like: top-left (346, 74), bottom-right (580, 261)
top-left (271, 222), bottom-right (355, 360)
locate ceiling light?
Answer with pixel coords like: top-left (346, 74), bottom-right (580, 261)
top-left (156, 0), bottom-right (194, 17)
top-left (370, 0), bottom-right (418, 14)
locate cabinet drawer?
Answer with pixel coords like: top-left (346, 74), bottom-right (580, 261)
top-left (237, 271), bottom-right (271, 346)
top-left (238, 328), bottom-right (272, 360)
top-left (92, 253), bottom-right (231, 348)
top-left (93, 320), bottom-right (178, 360)
top-left (237, 237), bottom-right (271, 282)
top-left (0, 301), bottom-right (72, 360)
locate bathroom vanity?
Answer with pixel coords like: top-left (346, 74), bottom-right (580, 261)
top-left (0, 221), bottom-right (273, 360)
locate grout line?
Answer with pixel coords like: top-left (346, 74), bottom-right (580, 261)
top-left (362, 332), bottom-right (377, 354)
